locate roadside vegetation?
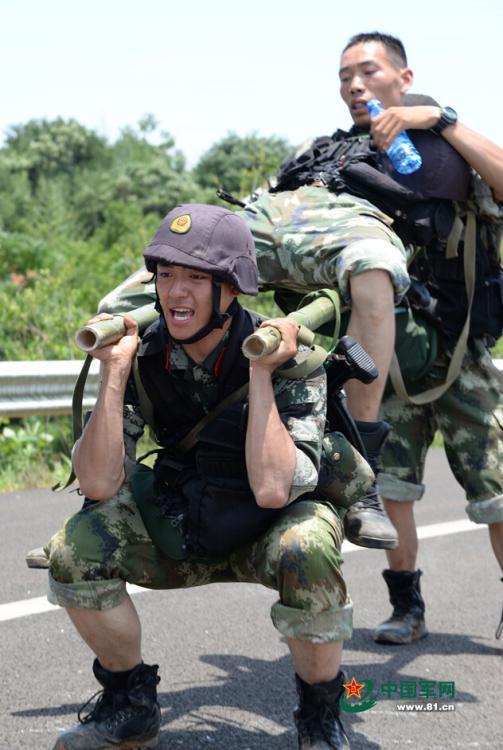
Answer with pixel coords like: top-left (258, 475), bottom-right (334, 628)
top-left (0, 117), bottom-right (288, 490)
top-left (0, 116), bottom-right (501, 491)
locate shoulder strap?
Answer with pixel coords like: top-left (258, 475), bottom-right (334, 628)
top-left (276, 344), bottom-right (328, 379)
top-left (389, 210), bottom-right (477, 404)
top-left (133, 330), bottom-right (327, 458)
top-left (176, 344), bottom-right (328, 456)
top-left (175, 382), bottom-right (250, 457)
top-left (53, 353), bottom-right (94, 491)
top-left (132, 352), bottom-right (156, 434)
top-left (130, 346), bottom-right (251, 458)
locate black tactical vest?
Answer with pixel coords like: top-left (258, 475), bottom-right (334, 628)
top-left (135, 306), bottom-right (284, 557)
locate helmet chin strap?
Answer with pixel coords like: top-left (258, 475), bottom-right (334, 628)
top-left (159, 279), bottom-right (239, 346)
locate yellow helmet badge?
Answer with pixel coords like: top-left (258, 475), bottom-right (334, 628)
top-left (170, 214), bottom-right (192, 234)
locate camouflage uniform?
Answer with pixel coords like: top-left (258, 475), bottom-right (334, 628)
top-left (46, 330), bottom-right (354, 643)
top-left (377, 183), bottom-right (503, 526)
top-left (237, 185), bottom-right (411, 304)
top-left (378, 341), bottom-right (503, 524)
top-left (97, 186), bottom-right (410, 312)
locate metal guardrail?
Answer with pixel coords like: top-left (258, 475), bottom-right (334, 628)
top-left (0, 360), bottom-right (100, 418)
top-left (0, 358), bottom-right (502, 419)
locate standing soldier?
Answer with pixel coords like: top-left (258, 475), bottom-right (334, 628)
top-left (333, 32), bottom-right (503, 642)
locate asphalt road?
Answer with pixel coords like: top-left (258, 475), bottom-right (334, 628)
top-left (1, 448), bottom-right (502, 750)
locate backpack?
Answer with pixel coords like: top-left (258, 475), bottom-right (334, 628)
top-left (414, 174), bottom-right (503, 345)
top-left (274, 130), bottom-right (503, 402)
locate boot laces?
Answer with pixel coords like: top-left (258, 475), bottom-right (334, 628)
top-left (298, 702), bottom-right (341, 746)
top-left (352, 487), bottom-right (383, 512)
top-left (389, 581), bottom-right (423, 619)
top-left (77, 687), bottom-right (138, 729)
top-left (319, 703), bottom-right (343, 744)
top-left (78, 688), bottom-right (115, 725)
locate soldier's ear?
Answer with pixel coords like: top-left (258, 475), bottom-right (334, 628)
top-left (400, 67), bottom-right (414, 94)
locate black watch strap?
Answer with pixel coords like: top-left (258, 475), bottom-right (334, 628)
top-left (432, 106), bottom-right (458, 135)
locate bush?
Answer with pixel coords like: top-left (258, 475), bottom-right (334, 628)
top-left (0, 416), bottom-right (73, 492)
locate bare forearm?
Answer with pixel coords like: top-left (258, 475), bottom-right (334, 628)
top-left (246, 367), bottom-right (296, 508)
top-left (73, 363), bottom-right (131, 499)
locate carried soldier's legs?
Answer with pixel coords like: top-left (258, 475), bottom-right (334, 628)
top-left (239, 186), bottom-right (412, 550)
top-left (344, 269), bottom-right (395, 422)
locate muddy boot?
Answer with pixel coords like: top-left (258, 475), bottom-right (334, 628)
top-left (344, 420), bottom-right (398, 550)
top-left (52, 659), bottom-right (161, 749)
top-left (374, 569), bottom-right (428, 645)
top-left (26, 546), bottom-right (49, 569)
top-left (294, 671), bottom-right (350, 749)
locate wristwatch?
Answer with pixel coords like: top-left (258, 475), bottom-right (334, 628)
top-left (432, 106), bottom-right (458, 135)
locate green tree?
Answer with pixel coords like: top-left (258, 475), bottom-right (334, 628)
top-left (5, 118), bottom-right (109, 193)
top-left (193, 131), bottom-right (291, 198)
top-left (0, 115), bottom-right (207, 241)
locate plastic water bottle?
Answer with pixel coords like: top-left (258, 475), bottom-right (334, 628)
top-left (366, 99), bottom-right (422, 174)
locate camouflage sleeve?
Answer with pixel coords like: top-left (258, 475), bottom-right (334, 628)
top-left (273, 367), bottom-right (327, 503)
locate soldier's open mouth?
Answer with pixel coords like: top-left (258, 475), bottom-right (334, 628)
top-left (170, 308), bottom-right (194, 321)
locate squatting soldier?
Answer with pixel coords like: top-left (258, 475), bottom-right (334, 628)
top-left (45, 204), bottom-right (370, 750)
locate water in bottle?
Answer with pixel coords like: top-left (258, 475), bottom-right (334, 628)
top-left (366, 99), bottom-right (422, 175)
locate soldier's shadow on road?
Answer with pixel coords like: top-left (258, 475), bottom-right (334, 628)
top-left (343, 626), bottom-right (501, 705)
top-left (13, 652), bottom-right (377, 749)
top-left (14, 629), bottom-right (498, 748)
top-left (153, 653), bottom-right (380, 749)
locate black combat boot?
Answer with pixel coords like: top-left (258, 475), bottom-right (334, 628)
top-left (374, 569), bottom-right (428, 645)
top-left (294, 672), bottom-right (350, 749)
top-left (52, 659), bottom-right (161, 749)
top-left (343, 420), bottom-right (398, 550)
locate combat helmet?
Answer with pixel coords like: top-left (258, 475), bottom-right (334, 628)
top-left (143, 203), bottom-right (258, 343)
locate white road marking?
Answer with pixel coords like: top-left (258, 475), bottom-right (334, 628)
top-left (0, 518), bottom-right (484, 623)
top-left (341, 517), bottom-right (483, 553)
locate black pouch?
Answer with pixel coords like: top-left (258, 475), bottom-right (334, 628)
top-left (129, 463), bottom-right (188, 560)
top-left (182, 467), bottom-right (281, 558)
top-left (470, 271), bottom-right (503, 342)
top-left (336, 161), bottom-right (438, 246)
top-left (181, 406), bottom-right (282, 557)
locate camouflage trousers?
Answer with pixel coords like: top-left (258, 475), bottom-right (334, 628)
top-left (46, 490), bottom-right (352, 643)
top-left (378, 342), bottom-right (503, 524)
top-left (238, 186), bottom-right (410, 304)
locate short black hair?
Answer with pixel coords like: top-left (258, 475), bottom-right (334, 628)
top-left (343, 32), bottom-right (407, 68)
